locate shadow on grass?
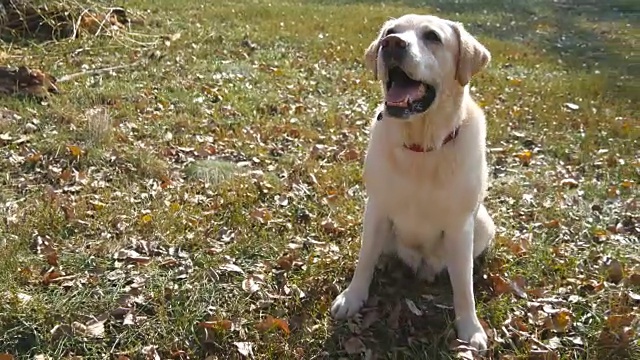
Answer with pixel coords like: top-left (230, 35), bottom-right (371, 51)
top-left (310, 0), bottom-right (638, 101)
top-left (319, 255), bottom-right (494, 358)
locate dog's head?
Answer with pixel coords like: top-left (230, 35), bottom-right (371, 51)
top-left (365, 14), bottom-right (490, 120)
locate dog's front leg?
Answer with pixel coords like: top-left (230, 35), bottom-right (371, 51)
top-left (331, 198), bottom-right (390, 319)
top-left (445, 216), bottom-right (488, 351)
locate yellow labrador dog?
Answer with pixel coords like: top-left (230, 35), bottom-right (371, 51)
top-left (331, 14), bottom-right (495, 351)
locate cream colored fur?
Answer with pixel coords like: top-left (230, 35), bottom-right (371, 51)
top-left (331, 14), bottom-right (495, 352)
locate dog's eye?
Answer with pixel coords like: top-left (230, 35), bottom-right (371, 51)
top-left (423, 30), bottom-right (441, 43)
top-left (385, 28), bottom-right (397, 36)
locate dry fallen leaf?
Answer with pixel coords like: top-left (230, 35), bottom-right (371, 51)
top-left (199, 319), bottom-right (233, 331)
top-left (606, 259), bottom-right (624, 283)
top-left (529, 349), bottom-right (560, 360)
top-left (510, 275), bottom-right (528, 299)
top-left (450, 340), bottom-right (478, 360)
top-left (388, 301), bottom-right (402, 330)
top-left (233, 342), bottom-right (254, 357)
top-left (361, 310), bottom-right (380, 330)
top-left (50, 324), bottom-right (73, 342)
top-left (72, 314), bottom-right (108, 339)
top-left (343, 336), bottom-right (366, 355)
top-left (275, 253), bottom-right (294, 271)
top-left (489, 274), bottom-right (511, 296)
top-left (256, 315), bottom-right (290, 335)
top-left (140, 214), bottom-right (153, 224)
top-left (405, 298), bottom-right (423, 316)
top-left (605, 314), bottom-right (635, 330)
top-left (67, 144), bottom-right (82, 157)
top-left (33, 235), bottom-right (58, 266)
top-left (629, 273), bottom-right (640, 286)
top-left (515, 150), bottom-right (532, 165)
top-left (559, 178), bottom-right (579, 188)
top-left (241, 275), bottom-right (262, 293)
top-left (564, 102), bottom-right (579, 110)
top-left (0, 354), bottom-right (15, 360)
top-left (250, 208), bottom-right (272, 223)
top-left (113, 249), bottom-right (152, 265)
top-left (544, 308), bottom-right (572, 333)
top-left (219, 262), bottom-right (244, 275)
top-left (141, 345), bottom-right (160, 360)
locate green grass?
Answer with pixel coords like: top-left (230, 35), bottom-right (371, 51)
top-left (0, 0), bottom-right (638, 359)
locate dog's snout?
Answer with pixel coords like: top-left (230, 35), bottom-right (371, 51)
top-left (381, 35), bottom-right (407, 49)
top-left (381, 35), bottom-right (407, 64)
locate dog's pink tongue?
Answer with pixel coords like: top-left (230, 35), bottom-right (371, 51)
top-left (386, 83), bottom-right (423, 106)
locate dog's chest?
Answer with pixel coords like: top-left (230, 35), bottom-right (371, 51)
top-left (365, 156), bottom-right (454, 241)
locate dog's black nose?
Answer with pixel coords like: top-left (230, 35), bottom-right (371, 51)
top-left (381, 35), bottom-right (407, 64)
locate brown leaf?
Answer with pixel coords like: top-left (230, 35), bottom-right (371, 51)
top-left (489, 274), bottom-right (511, 296)
top-left (42, 268), bottom-right (66, 285)
top-left (387, 301), bottom-right (401, 330)
top-left (199, 319), bottom-right (233, 331)
top-left (340, 148), bottom-right (360, 162)
top-left (67, 144), bottom-right (82, 157)
top-left (276, 254), bottom-right (294, 271)
top-left (605, 314), bottom-right (635, 330)
top-left (361, 310), bottom-right (380, 330)
top-left (0, 66), bottom-right (58, 98)
top-left (515, 150), bottom-right (532, 165)
top-left (543, 219), bottom-right (560, 228)
top-left (250, 208), bottom-right (272, 223)
top-left (543, 308), bottom-right (572, 333)
top-left (508, 234), bottom-right (531, 256)
top-left (256, 315), bottom-right (290, 335)
top-left (0, 355), bottom-right (15, 360)
top-left (606, 259), bottom-right (624, 284)
top-left (343, 336), bottom-right (366, 355)
top-left (46, 252), bottom-right (59, 267)
top-left (627, 272), bottom-right (640, 286)
top-left (511, 275), bottom-right (528, 299)
top-left (529, 349), bottom-right (559, 360)
top-left (33, 235), bottom-right (58, 266)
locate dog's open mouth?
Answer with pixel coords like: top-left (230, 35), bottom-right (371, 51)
top-left (385, 67), bottom-right (436, 118)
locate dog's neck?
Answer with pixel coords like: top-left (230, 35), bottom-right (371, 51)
top-left (403, 126), bottom-right (460, 152)
top-left (398, 86), bottom-right (466, 152)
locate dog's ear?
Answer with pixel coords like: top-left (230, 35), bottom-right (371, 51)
top-left (450, 21), bottom-right (490, 86)
top-left (364, 23), bottom-right (391, 80)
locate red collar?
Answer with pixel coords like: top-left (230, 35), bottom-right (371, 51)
top-left (374, 111), bottom-right (460, 153)
top-left (403, 127), bottom-right (460, 152)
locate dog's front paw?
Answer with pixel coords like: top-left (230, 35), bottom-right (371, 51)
top-left (457, 319), bottom-right (488, 351)
top-left (331, 287), bottom-right (368, 319)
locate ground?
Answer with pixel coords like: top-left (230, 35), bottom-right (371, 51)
top-left (0, 0), bottom-right (638, 359)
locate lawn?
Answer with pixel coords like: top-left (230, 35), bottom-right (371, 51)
top-left (0, 0), bottom-right (638, 359)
